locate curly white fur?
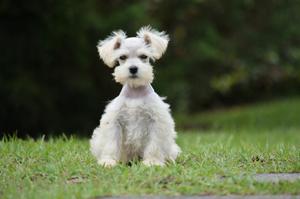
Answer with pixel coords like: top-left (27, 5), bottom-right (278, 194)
top-left (90, 26), bottom-right (181, 167)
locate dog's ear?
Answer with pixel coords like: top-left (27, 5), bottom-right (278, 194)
top-left (97, 30), bottom-right (127, 67)
top-left (137, 26), bottom-right (169, 60)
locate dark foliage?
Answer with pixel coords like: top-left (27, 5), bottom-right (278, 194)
top-left (1, 0), bottom-right (300, 137)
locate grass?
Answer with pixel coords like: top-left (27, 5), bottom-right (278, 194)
top-left (1, 97), bottom-right (300, 198)
top-left (176, 97), bottom-right (300, 130)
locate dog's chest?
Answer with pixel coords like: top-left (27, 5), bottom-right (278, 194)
top-left (118, 99), bottom-right (153, 146)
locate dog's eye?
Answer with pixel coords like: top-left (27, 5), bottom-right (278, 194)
top-left (139, 54), bottom-right (148, 60)
top-left (119, 55), bottom-right (127, 60)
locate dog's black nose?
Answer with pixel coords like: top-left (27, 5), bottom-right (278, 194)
top-left (129, 66), bottom-right (138, 74)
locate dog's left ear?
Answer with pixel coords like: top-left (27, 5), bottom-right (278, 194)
top-left (137, 26), bottom-right (169, 60)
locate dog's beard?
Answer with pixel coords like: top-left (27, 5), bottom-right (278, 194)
top-left (126, 78), bottom-right (151, 88)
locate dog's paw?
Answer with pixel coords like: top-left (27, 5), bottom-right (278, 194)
top-left (97, 159), bottom-right (117, 168)
top-left (142, 159), bottom-right (165, 167)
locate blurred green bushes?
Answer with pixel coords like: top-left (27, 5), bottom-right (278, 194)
top-left (1, 0), bottom-right (300, 136)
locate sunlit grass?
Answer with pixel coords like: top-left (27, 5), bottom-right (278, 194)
top-left (176, 97), bottom-right (300, 130)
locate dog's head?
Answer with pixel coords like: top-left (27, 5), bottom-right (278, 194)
top-left (97, 26), bottom-right (169, 87)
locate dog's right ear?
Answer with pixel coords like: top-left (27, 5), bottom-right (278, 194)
top-left (97, 30), bottom-right (127, 68)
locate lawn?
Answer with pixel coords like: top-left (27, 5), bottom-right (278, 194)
top-left (1, 97), bottom-right (300, 199)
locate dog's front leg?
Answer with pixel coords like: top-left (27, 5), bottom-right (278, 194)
top-left (90, 111), bottom-right (122, 168)
top-left (142, 106), bottom-right (181, 166)
top-left (96, 126), bottom-right (121, 167)
top-left (142, 131), bottom-right (166, 166)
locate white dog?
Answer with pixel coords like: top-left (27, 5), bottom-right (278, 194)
top-left (90, 26), bottom-right (181, 167)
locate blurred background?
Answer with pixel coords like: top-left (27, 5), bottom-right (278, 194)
top-left (1, 0), bottom-right (300, 137)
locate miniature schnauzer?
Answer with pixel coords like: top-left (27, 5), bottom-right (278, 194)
top-left (90, 26), bottom-right (181, 167)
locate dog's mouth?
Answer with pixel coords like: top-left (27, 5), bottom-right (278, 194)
top-left (129, 75), bottom-right (138, 79)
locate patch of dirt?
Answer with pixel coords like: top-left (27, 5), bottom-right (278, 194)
top-left (66, 176), bottom-right (87, 184)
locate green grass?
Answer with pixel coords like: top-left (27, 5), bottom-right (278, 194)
top-left (1, 97), bottom-right (300, 198)
top-left (176, 97), bottom-right (300, 131)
